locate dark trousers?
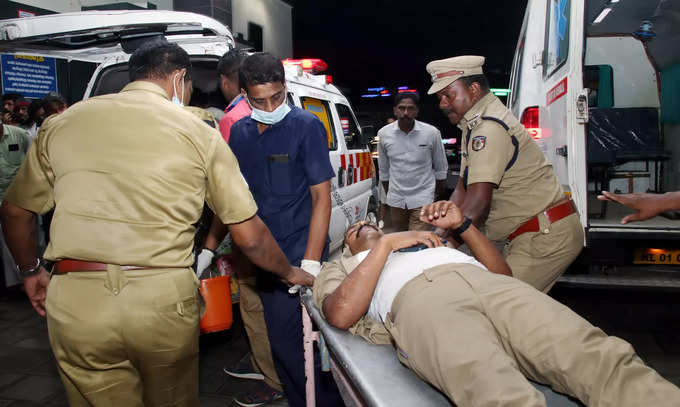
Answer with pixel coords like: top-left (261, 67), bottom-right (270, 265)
top-left (258, 276), bottom-right (343, 407)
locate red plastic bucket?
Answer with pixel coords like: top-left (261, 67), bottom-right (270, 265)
top-left (199, 275), bottom-right (233, 334)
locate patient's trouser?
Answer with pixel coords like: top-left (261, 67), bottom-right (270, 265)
top-left (46, 266), bottom-right (201, 407)
top-left (386, 263), bottom-right (680, 407)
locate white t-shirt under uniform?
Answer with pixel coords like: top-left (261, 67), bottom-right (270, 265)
top-left (352, 247), bottom-right (486, 322)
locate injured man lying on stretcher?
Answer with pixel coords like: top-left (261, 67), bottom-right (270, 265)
top-left (313, 201), bottom-right (680, 407)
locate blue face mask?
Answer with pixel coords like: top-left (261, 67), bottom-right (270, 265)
top-left (248, 96), bottom-right (291, 125)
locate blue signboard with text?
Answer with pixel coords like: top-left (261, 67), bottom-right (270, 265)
top-left (1, 54), bottom-right (57, 98)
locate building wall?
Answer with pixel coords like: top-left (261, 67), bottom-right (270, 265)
top-left (232, 0), bottom-right (292, 58)
top-left (5, 0), bottom-right (170, 14)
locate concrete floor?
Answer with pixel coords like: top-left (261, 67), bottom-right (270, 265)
top-left (1, 284), bottom-right (679, 406)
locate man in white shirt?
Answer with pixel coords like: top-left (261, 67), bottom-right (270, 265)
top-left (313, 202), bottom-right (680, 407)
top-left (378, 93), bottom-right (448, 231)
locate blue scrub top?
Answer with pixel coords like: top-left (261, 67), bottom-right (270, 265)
top-left (229, 107), bottom-right (335, 265)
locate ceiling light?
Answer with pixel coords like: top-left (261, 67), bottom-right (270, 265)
top-left (593, 7), bottom-right (612, 24)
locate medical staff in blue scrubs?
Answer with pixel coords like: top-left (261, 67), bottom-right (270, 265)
top-left (228, 53), bottom-right (342, 407)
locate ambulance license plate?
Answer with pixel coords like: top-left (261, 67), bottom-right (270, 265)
top-left (633, 248), bottom-right (680, 265)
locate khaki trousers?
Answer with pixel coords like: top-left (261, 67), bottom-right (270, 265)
top-left (504, 212), bottom-right (584, 292)
top-left (237, 275), bottom-right (282, 391)
top-left (389, 206), bottom-right (432, 232)
top-left (385, 264), bottom-right (680, 407)
top-left (46, 266), bottom-right (201, 407)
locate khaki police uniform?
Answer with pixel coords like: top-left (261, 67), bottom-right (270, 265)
top-left (426, 56), bottom-right (584, 291)
top-left (186, 105), bottom-right (283, 391)
top-left (5, 81), bottom-right (258, 407)
top-left (313, 253), bottom-right (680, 407)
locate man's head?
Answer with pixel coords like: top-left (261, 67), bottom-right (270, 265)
top-left (28, 99), bottom-right (45, 126)
top-left (13, 99), bottom-right (29, 124)
top-left (43, 93), bottom-right (67, 117)
top-left (128, 40), bottom-right (192, 104)
top-left (239, 52), bottom-right (286, 113)
top-left (426, 55), bottom-right (490, 125)
top-left (2, 94), bottom-right (22, 113)
top-left (343, 221), bottom-right (383, 255)
top-left (393, 93), bottom-right (419, 128)
top-left (217, 49), bottom-right (248, 102)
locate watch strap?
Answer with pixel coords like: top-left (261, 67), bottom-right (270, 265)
top-left (453, 217), bottom-right (473, 235)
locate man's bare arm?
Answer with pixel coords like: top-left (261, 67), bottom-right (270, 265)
top-left (204, 216), bottom-right (229, 251)
top-left (458, 182), bottom-right (493, 228)
top-left (228, 215), bottom-right (313, 287)
top-left (0, 201), bottom-right (50, 316)
top-left (449, 177), bottom-right (466, 207)
top-left (304, 181), bottom-right (331, 261)
top-left (323, 231), bottom-right (443, 330)
top-left (421, 201), bottom-right (512, 277)
top-left (597, 190), bottom-right (680, 224)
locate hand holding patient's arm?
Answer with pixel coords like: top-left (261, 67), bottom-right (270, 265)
top-left (421, 201), bottom-right (512, 276)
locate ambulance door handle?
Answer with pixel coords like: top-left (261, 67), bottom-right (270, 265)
top-left (337, 166), bottom-right (345, 188)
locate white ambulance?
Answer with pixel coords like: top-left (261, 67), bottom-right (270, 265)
top-left (509, 0), bottom-right (680, 286)
top-left (0, 10), bottom-right (376, 255)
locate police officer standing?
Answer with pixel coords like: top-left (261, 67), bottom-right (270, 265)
top-left (0, 40), bottom-right (311, 407)
top-left (423, 55), bottom-right (584, 292)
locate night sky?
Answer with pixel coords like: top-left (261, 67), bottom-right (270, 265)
top-left (291, 0), bottom-right (528, 135)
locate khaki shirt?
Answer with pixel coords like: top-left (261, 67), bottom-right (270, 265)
top-left (5, 81), bottom-right (257, 267)
top-left (458, 93), bottom-right (563, 240)
top-left (313, 250), bottom-right (393, 346)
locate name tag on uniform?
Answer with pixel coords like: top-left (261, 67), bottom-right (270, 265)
top-left (8, 144), bottom-right (19, 151)
top-left (268, 154), bottom-right (289, 163)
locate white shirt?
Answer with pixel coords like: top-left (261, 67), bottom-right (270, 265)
top-left (377, 120), bottom-right (448, 209)
top-left (351, 247), bottom-right (486, 322)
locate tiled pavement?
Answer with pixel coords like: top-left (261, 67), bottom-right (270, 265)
top-left (1, 286), bottom-right (679, 406)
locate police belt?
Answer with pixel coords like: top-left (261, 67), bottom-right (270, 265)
top-left (507, 199), bottom-right (576, 241)
top-left (54, 259), bottom-right (152, 274)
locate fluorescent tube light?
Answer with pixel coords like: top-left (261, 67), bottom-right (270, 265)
top-left (593, 7), bottom-right (612, 24)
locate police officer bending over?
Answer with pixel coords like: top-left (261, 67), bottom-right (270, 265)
top-left (426, 55), bottom-right (584, 292)
top-left (0, 40), bottom-right (311, 407)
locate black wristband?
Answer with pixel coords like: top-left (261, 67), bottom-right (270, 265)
top-left (453, 217), bottom-right (473, 235)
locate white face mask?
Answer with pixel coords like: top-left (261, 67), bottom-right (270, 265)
top-left (171, 72), bottom-right (185, 107)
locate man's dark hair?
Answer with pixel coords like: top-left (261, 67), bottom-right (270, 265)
top-left (217, 49), bottom-right (248, 82)
top-left (128, 39), bottom-right (192, 82)
top-left (239, 52), bottom-right (285, 90)
top-left (2, 93), bottom-right (22, 102)
top-left (459, 74), bottom-right (490, 93)
top-left (394, 92), bottom-right (419, 107)
top-left (43, 93), bottom-right (67, 116)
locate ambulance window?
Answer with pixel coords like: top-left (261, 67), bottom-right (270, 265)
top-left (584, 65), bottom-right (614, 108)
top-left (544, 0), bottom-right (570, 78)
top-left (301, 97), bottom-right (337, 151)
top-left (510, 11), bottom-right (528, 108)
top-left (335, 104), bottom-right (362, 150)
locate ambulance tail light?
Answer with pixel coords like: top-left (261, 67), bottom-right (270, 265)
top-left (520, 106), bottom-right (542, 140)
top-left (282, 58), bottom-right (328, 74)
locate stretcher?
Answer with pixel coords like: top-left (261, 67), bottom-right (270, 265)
top-left (300, 288), bottom-right (584, 407)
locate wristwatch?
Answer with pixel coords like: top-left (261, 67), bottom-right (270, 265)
top-left (15, 258), bottom-right (45, 278)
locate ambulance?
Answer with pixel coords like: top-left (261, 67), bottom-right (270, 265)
top-left (0, 10), bottom-right (376, 255)
top-left (509, 0), bottom-right (680, 286)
